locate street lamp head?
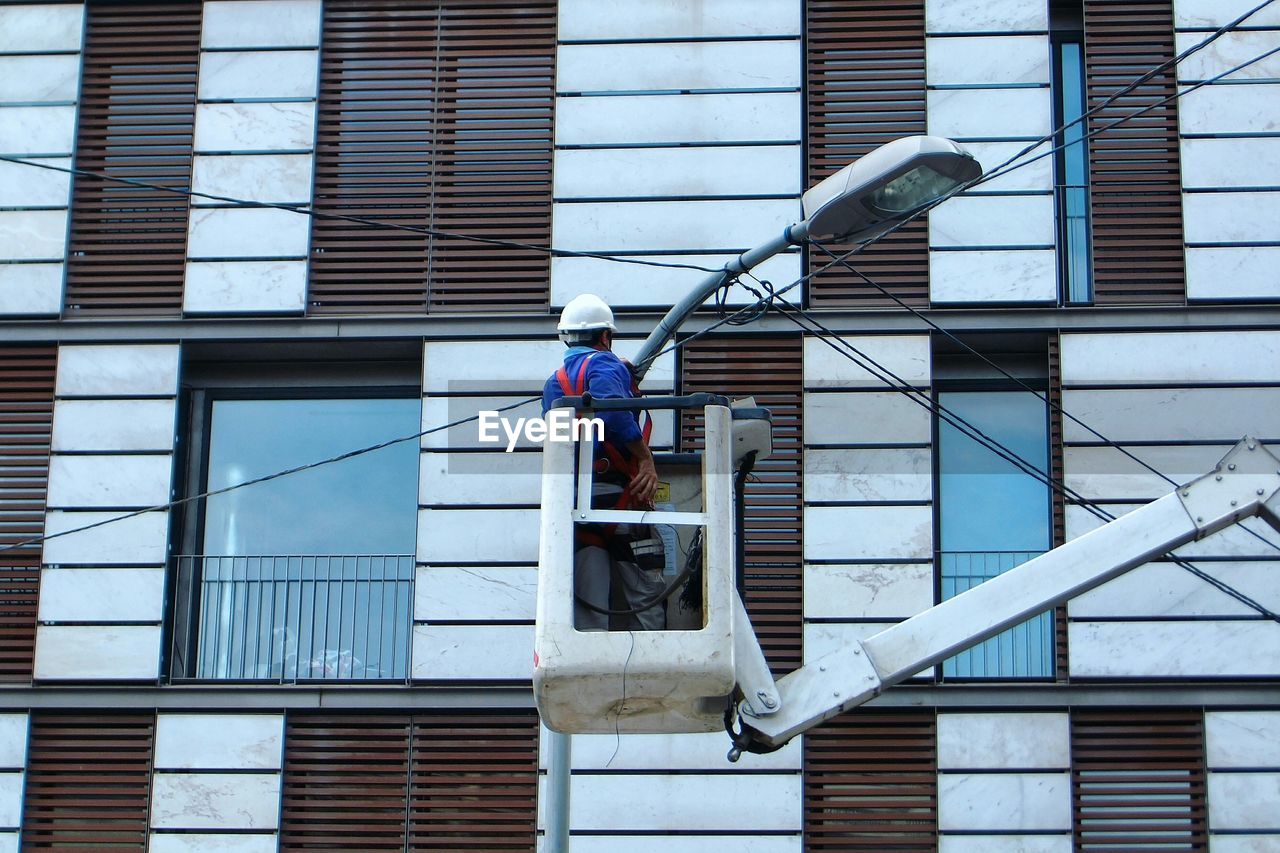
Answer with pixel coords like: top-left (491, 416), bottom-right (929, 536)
top-left (801, 135), bottom-right (982, 241)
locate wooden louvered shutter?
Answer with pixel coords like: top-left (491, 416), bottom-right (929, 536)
top-left (1072, 709), bottom-right (1208, 850)
top-left (681, 337), bottom-right (804, 673)
top-left (309, 0), bottom-right (554, 316)
top-left (408, 712), bottom-right (539, 851)
top-left (805, 710), bottom-right (938, 850)
top-left (427, 0), bottom-right (555, 313)
top-left (0, 347), bottom-right (55, 681)
top-left (281, 714), bottom-right (412, 851)
top-left (806, 0), bottom-right (929, 308)
top-left (65, 2), bottom-right (200, 316)
top-left (22, 713), bottom-right (156, 850)
top-left (1083, 0), bottom-right (1186, 304)
top-left (309, 1), bottom-right (438, 314)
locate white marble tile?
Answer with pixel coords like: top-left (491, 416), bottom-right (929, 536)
top-left (930, 195), bottom-right (1054, 248)
top-left (959, 140), bottom-right (1054, 192)
top-left (1179, 83), bottom-right (1280, 134)
top-left (1209, 772), bottom-right (1280, 830)
top-left (1176, 30), bottom-right (1280, 81)
top-left (1060, 330), bottom-right (1280, 384)
top-left (927, 88), bottom-right (1053, 139)
top-left (559, 0), bottom-right (800, 40)
top-left (0, 717), bottom-right (27, 769)
top-left (1181, 137), bottom-right (1280, 189)
top-left (416, 508), bottom-right (539, 563)
top-left (1206, 835), bottom-right (1280, 853)
top-left (55, 344), bottom-right (180, 396)
top-left (804, 391), bottom-right (932, 444)
top-left (0, 156), bottom-right (71, 207)
top-left (554, 145), bottom-right (802, 199)
top-left (184, 260), bottom-right (308, 314)
top-left (0, 55), bottom-right (80, 104)
top-left (415, 566), bottom-right (537, 621)
top-left (47, 454), bottom-right (173, 508)
top-left (34, 625), bottom-right (162, 680)
top-left (805, 448), bottom-right (931, 502)
top-left (552, 198), bottom-right (798, 253)
top-left (0, 209), bottom-right (66, 261)
top-left (0, 834), bottom-right (15, 853)
top-left (192, 154), bottom-right (313, 205)
top-left (938, 713), bottom-right (1070, 770)
top-left (186, 207), bottom-right (311, 259)
top-left (550, 252), bottom-right (799, 309)
top-left (548, 773), bottom-right (800, 832)
top-left (556, 92), bottom-right (802, 145)
top-left (38, 567), bottom-right (165, 623)
top-left (0, 262), bottom-right (63, 316)
top-left (1207, 711), bottom-right (1280, 768)
top-left (0, 4), bottom-right (84, 52)
top-left (0, 105), bottom-right (77, 155)
top-left (1176, 0), bottom-right (1280, 27)
top-left (419, 448), bottom-right (542, 505)
top-left (547, 838), bottom-right (800, 853)
top-left (411, 624), bottom-right (533, 681)
top-left (53, 399), bottom-right (176, 452)
top-left (202, 0), bottom-right (322, 49)
top-left (558, 41), bottom-right (800, 93)
top-left (151, 772), bottom-right (281, 829)
top-left (804, 505), bottom-right (933, 561)
top-left (155, 714), bottom-right (284, 770)
top-left (1071, 561), bottom-right (1277, 619)
top-left (194, 102), bottom-right (317, 152)
top-left (543, 725), bottom-right (799, 771)
top-left (150, 835), bottom-right (279, 853)
top-left (930, 249), bottom-right (1057, 303)
top-left (1185, 192), bottom-right (1280, 244)
top-left (926, 0), bottom-right (1048, 33)
top-left (804, 335), bottom-right (931, 388)
top-left (0, 774), bottom-right (20, 828)
top-left (940, 837), bottom-right (1071, 853)
top-left (938, 772), bottom-right (1071, 831)
top-left (926, 36), bottom-right (1050, 85)
top-left (1070, 621), bottom-right (1280, 677)
top-left (198, 50), bottom-right (319, 101)
top-left (423, 338), bottom-right (674, 392)
top-left (42, 510), bottom-right (169, 565)
top-left (1188, 246), bottom-right (1280, 301)
top-left (1061, 387), bottom-right (1280, 443)
top-left (421, 395), bottom-right (561, 451)
top-left (804, 563), bottom-right (933, 619)
top-left (1067, 504), bottom-right (1278, 558)
top-left (1063, 443), bottom-right (1227, 502)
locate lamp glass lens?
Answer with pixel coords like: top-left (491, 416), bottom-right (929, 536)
top-left (865, 165), bottom-right (962, 215)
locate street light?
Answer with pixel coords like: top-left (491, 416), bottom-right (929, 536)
top-left (631, 135), bottom-right (981, 376)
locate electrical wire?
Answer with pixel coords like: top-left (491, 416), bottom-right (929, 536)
top-left (0, 153), bottom-right (723, 276)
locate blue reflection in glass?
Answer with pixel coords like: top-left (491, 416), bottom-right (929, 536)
top-left (1057, 40), bottom-right (1093, 304)
top-left (939, 391), bottom-right (1053, 678)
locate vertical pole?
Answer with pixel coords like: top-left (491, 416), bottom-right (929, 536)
top-left (545, 729), bottom-right (571, 852)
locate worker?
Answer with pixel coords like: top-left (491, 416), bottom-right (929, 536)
top-left (542, 293), bottom-right (665, 631)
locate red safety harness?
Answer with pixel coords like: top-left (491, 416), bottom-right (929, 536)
top-left (555, 352), bottom-right (652, 549)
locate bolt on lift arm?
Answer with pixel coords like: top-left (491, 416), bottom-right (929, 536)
top-left (733, 437), bottom-right (1280, 752)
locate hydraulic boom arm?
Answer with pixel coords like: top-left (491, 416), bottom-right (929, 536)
top-left (733, 437), bottom-right (1280, 753)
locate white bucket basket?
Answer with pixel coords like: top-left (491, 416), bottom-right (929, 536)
top-left (533, 401), bottom-right (738, 734)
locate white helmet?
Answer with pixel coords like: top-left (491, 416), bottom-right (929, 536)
top-left (557, 294), bottom-right (615, 343)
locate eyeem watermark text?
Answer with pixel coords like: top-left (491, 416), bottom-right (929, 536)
top-left (478, 408), bottom-right (604, 452)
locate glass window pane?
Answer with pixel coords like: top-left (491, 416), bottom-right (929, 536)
top-left (203, 397), bottom-right (420, 556)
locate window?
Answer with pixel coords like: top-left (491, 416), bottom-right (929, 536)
top-left (1052, 0), bottom-right (1093, 304)
top-left (935, 342), bottom-right (1054, 678)
top-left (170, 360), bottom-right (421, 682)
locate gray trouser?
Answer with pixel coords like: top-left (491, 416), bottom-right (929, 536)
top-left (574, 545), bottom-right (667, 632)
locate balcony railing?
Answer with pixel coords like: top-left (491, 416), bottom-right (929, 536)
top-left (940, 550), bottom-right (1054, 679)
top-left (172, 555), bottom-right (414, 682)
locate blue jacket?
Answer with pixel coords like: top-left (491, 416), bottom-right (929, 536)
top-left (542, 347), bottom-right (643, 447)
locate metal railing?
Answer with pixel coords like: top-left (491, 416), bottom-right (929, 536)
top-left (940, 550), bottom-right (1054, 679)
top-left (173, 555), bottom-right (414, 682)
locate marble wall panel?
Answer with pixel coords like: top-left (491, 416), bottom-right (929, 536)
top-left (552, 198), bottom-right (798, 253)
top-left (545, 726), bottom-right (799, 771)
top-left (0, 209), bottom-right (67, 261)
top-left (557, 837), bottom-right (800, 853)
top-left (938, 713), bottom-right (1070, 769)
top-left (423, 339), bottom-right (674, 392)
top-left (929, 195), bottom-right (1055, 248)
top-left (1175, 30), bottom-right (1280, 81)
top-left (556, 92), bottom-right (802, 145)
top-left (414, 566), bottom-right (538, 621)
top-left (151, 773), bottom-right (280, 829)
top-left (1070, 562), bottom-right (1278, 619)
top-left (0, 4), bottom-right (84, 52)
top-left (150, 836), bottom-right (279, 853)
top-left (186, 207), bottom-right (310, 258)
top-left (0, 263), bottom-right (63, 315)
top-left (33, 624), bottom-right (162, 679)
top-left (52, 399), bottom-right (176, 452)
top-left (1207, 711), bottom-right (1280, 768)
top-left (1060, 387), bottom-right (1280, 442)
top-left (558, 41), bottom-right (800, 92)
top-left (558, 0), bottom-right (800, 40)
top-left (803, 335), bottom-right (931, 388)
top-left (46, 454), bottom-right (173, 508)
top-left (803, 392), bottom-right (932, 445)
top-left (958, 140), bottom-right (1054, 193)
top-left (1175, 0), bottom-right (1280, 27)
top-left (418, 452), bottom-right (542, 505)
top-left (154, 714), bottom-right (284, 770)
top-left (1179, 83), bottom-right (1280, 134)
top-left (0, 105), bottom-right (77, 155)
top-left (927, 89), bottom-right (1053, 139)
top-left (1060, 331), bottom-right (1280, 384)
top-left (191, 154), bottom-right (314, 204)
top-left (804, 448), bottom-right (931, 502)
top-left (41, 510), bottom-right (169, 565)
top-left (553, 145), bottom-right (802, 199)
top-left (1070, 620), bottom-right (1280, 677)
top-left (1187, 246), bottom-right (1280, 300)
top-left (553, 773), bottom-right (801, 832)
top-left (198, 50), bottom-right (319, 101)
top-left (925, 0), bottom-right (1048, 33)
top-left (1208, 772), bottom-right (1280, 829)
top-left (0, 55), bottom-right (80, 103)
top-left (184, 260), bottom-right (308, 314)
top-left (38, 568), bottom-right (165, 622)
top-left (1185, 192), bottom-right (1280, 243)
top-left (0, 717), bottom-right (26, 770)
top-left (940, 837), bottom-right (1071, 853)
top-left (929, 249), bottom-right (1057, 302)
top-left (411, 623), bottom-right (533, 680)
top-left (938, 772), bottom-right (1072, 831)
top-left (804, 505), bottom-right (933, 561)
top-left (1182, 138), bottom-right (1280, 189)
top-left (202, 0), bottom-right (322, 49)
top-left (550, 252), bottom-right (799, 309)
top-left (926, 36), bottom-right (1050, 85)
top-left (0, 157), bottom-right (72, 207)
top-left (804, 563), bottom-right (933, 619)
top-left (416, 508), bottom-right (539, 563)
top-left (55, 344), bottom-right (180, 397)
top-left (0, 775), bottom-right (20, 830)
top-left (194, 102), bottom-right (317, 152)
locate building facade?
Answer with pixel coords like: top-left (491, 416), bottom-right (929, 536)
top-left (0, 0), bottom-right (1278, 849)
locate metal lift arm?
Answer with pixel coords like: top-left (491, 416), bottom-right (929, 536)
top-left (734, 437), bottom-right (1280, 751)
